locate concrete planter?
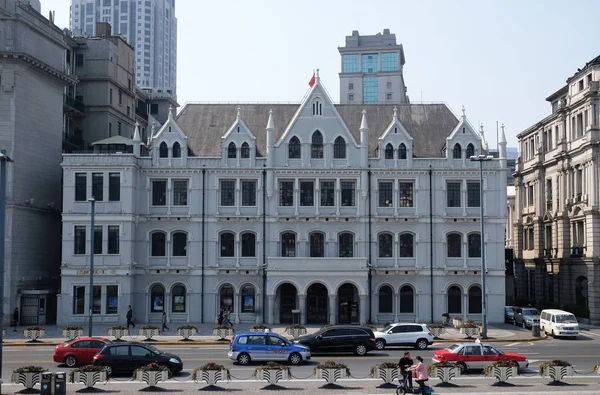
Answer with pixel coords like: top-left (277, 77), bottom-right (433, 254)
top-left (72, 371), bottom-right (108, 388)
top-left (431, 366), bottom-right (461, 383)
top-left (12, 372), bottom-right (42, 389)
top-left (489, 366), bottom-right (517, 383)
top-left (213, 327), bottom-right (234, 339)
top-left (316, 368), bottom-right (347, 384)
top-left (139, 328), bottom-right (160, 340)
top-left (108, 327), bottom-right (129, 340)
top-left (256, 369), bottom-right (289, 385)
top-left (286, 327), bottom-right (307, 338)
top-left (62, 328), bottom-right (83, 341)
top-left (372, 367), bottom-right (400, 384)
top-left (430, 327), bottom-right (445, 338)
top-left (197, 370), bottom-right (228, 386)
top-left (23, 328), bottom-right (45, 342)
top-left (176, 327), bottom-right (197, 340)
top-left (135, 369), bottom-right (169, 387)
top-left (541, 365), bottom-right (574, 382)
top-left (460, 326), bottom-right (480, 339)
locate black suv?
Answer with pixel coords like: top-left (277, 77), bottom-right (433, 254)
top-left (93, 342), bottom-right (183, 376)
top-left (294, 325), bottom-right (376, 356)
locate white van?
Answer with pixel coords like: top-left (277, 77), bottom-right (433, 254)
top-left (540, 309), bottom-right (579, 338)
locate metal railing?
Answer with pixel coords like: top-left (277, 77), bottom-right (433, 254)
top-left (63, 94), bottom-right (85, 113)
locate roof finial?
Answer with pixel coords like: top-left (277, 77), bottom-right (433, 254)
top-left (393, 106), bottom-right (398, 120)
top-left (480, 123), bottom-right (484, 135)
top-left (133, 121), bottom-right (141, 142)
top-left (266, 109), bottom-right (274, 130)
top-left (461, 105), bottom-right (466, 119)
top-left (168, 105), bottom-right (174, 119)
top-left (316, 68), bottom-right (320, 84)
top-left (499, 123), bottom-right (507, 143)
top-left (360, 109), bottom-right (368, 130)
top-left (236, 106), bottom-right (241, 120)
top-left (151, 120), bottom-right (156, 136)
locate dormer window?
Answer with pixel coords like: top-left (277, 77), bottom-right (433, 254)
top-left (466, 143), bottom-right (475, 158)
top-left (384, 143), bottom-right (394, 159)
top-left (159, 142), bottom-right (168, 158)
top-left (311, 131), bottom-right (323, 159)
top-left (398, 143), bottom-right (407, 159)
top-left (172, 142), bottom-right (181, 158)
top-left (241, 142), bottom-right (250, 158)
top-left (227, 142), bottom-right (237, 158)
top-left (312, 99), bottom-right (322, 116)
top-left (453, 143), bottom-right (462, 159)
top-left (334, 136), bottom-right (346, 159)
top-left (288, 136), bottom-right (301, 159)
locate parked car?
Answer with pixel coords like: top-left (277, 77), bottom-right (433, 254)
top-left (294, 325), bottom-right (376, 356)
top-left (432, 343), bottom-right (529, 371)
top-left (540, 309), bottom-right (580, 338)
top-left (53, 337), bottom-right (112, 367)
top-left (514, 307), bottom-right (540, 329)
top-left (93, 342), bottom-right (183, 376)
top-left (504, 306), bottom-right (517, 324)
top-left (228, 332), bottom-right (311, 365)
top-left (372, 323), bottom-right (434, 350)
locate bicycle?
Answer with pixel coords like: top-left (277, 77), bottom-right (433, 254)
top-left (396, 372), bottom-right (435, 394)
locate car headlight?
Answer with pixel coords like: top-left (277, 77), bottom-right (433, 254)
top-left (169, 358), bottom-right (180, 364)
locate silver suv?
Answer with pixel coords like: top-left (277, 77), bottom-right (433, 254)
top-left (514, 307), bottom-right (540, 329)
top-left (372, 323), bottom-right (434, 350)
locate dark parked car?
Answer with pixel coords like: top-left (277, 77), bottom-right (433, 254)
top-left (504, 306), bottom-right (517, 324)
top-left (294, 325), bottom-right (376, 356)
top-left (93, 342), bottom-right (183, 376)
top-left (53, 337), bottom-right (112, 367)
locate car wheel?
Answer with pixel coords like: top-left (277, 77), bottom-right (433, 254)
top-left (101, 364), bottom-right (113, 377)
top-left (237, 352), bottom-right (251, 365)
top-left (64, 355), bottom-right (78, 368)
top-left (415, 338), bottom-right (428, 350)
top-left (288, 352), bottom-right (302, 365)
top-left (457, 362), bottom-right (467, 373)
top-left (375, 339), bottom-right (386, 350)
top-left (551, 329), bottom-right (555, 338)
top-left (354, 343), bottom-right (368, 356)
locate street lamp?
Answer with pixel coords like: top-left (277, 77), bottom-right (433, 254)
top-left (0, 151), bottom-right (13, 393)
top-left (470, 155), bottom-right (493, 339)
top-left (88, 197), bottom-right (96, 337)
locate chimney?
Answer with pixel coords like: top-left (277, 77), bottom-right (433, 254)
top-left (96, 22), bottom-right (112, 37)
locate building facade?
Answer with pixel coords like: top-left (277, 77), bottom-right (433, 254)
top-left (339, 29), bottom-right (409, 105)
top-left (513, 55), bottom-right (600, 323)
top-left (69, 0), bottom-right (177, 93)
top-left (58, 74), bottom-right (507, 326)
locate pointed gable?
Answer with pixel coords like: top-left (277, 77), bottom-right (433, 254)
top-left (222, 106), bottom-right (257, 142)
top-left (152, 106), bottom-right (188, 142)
top-left (445, 106), bottom-right (481, 159)
top-left (380, 107), bottom-right (413, 141)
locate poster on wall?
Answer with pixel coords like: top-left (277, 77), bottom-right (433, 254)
top-left (153, 296), bottom-right (164, 311)
top-left (243, 295), bottom-right (254, 312)
top-left (174, 296), bottom-right (185, 312)
top-left (221, 296), bottom-right (232, 308)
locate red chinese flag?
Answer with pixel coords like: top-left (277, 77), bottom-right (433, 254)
top-left (308, 72), bottom-right (315, 87)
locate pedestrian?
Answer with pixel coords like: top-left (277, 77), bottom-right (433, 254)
top-left (126, 305), bottom-right (135, 329)
top-left (161, 311), bottom-right (169, 332)
top-left (217, 309), bottom-right (224, 326)
top-left (12, 307), bottom-right (18, 332)
top-left (409, 356), bottom-right (429, 394)
top-left (224, 308), bottom-right (233, 329)
top-left (398, 351), bottom-right (413, 388)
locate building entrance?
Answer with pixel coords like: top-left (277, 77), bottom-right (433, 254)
top-left (278, 283), bottom-right (297, 324)
top-left (306, 283), bottom-right (328, 324)
top-left (338, 283), bottom-right (359, 324)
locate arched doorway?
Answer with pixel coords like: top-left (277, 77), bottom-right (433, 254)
top-left (277, 283), bottom-right (297, 324)
top-left (307, 283), bottom-right (328, 324)
top-left (338, 283), bottom-right (359, 324)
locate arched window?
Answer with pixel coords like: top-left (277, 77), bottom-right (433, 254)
top-left (400, 285), bottom-right (414, 313)
top-left (378, 285), bottom-right (393, 313)
top-left (172, 232), bottom-right (187, 256)
top-left (309, 232), bottom-right (325, 257)
top-left (468, 233), bottom-right (481, 257)
top-left (281, 232), bottom-right (296, 257)
top-left (398, 143), bottom-right (407, 159)
top-left (219, 284), bottom-right (234, 311)
top-left (399, 233), bottom-right (414, 257)
top-left (447, 233), bottom-right (462, 257)
top-left (241, 284), bottom-right (255, 312)
top-left (151, 231), bottom-right (166, 256)
top-left (159, 142), bottom-right (168, 158)
top-left (172, 142), bottom-right (181, 158)
top-left (288, 136), bottom-right (301, 159)
top-left (333, 136), bottom-right (346, 159)
top-left (338, 232), bottom-right (354, 258)
top-left (448, 285), bottom-right (462, 314)
top-left (385, 143), bottom-right (394, 159)
top-left (466, 143), bottom-right (475, 158)
top-left (150, 284), bottom-right (165, 312)
top-left (241, 232), bottom-right (256, 257)
top-left (468, 285), bottom-right (482, 314)
top-left (378, 233), bottom-right (393, 258)
top-left (311, 131), bottom-right (323, 159)
top-left (227, 142), bottom-right (237, 158)
top-left (171, 284), bottom-right (186, 312)
top-left (453, 143), bottom-right (462, 159)
top-left (220, 232), bottom-right (235, 257)
top-left (241, 142), bottom-right (250, 158)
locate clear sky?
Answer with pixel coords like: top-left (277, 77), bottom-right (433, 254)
top-left (41, 0), bottom-right (600, 148)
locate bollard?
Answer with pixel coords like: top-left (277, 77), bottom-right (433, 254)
top-left (531, 323), bottom-right (541, 337)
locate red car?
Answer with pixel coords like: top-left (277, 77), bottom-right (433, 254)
top-left (432, 342), bottom-right (529, 371)
top-left (53, 337), bottom-right (112, 367)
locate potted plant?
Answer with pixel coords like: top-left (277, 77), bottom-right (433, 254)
top-left (176, 325), bottom-right (198, 341)
top-left (61, 325), bottom-right (84, 341)
top-left (139, 324), bottom-right (160, 341)
top-left (250, 323), bottom-right (272, 332)
top-left (133, 362), bottom-right (170, 387)
top-left (108, 325), bottom-right (129, 341)
top-left (212, 325), bottom-right (234, 340)
top-left (428, 324), bottom-right (446, 339)
top-left (192, 362), bottom-right (230, 386)
top-left (23, 326), bottom-right (45, 342)
top-left (254, 361), bottom-right (290, 385)
top-left (285, 324), bottom-right (307, 339)
top-left (452, 316), bottom-right (463, 328)
top-left (69, 365), bottom-right (109, 388)
top-left (539, 360), bottom-right (573, 383)
top-left (427, 362), bottom-right (462, 385)
top-left (484, 360), bottom-right (518, 384)
top-left (370, 361), bottom-right (400, 384)
top-left (315, 360), bottom-right (350, 385)
top-left (442, 313), bottom-right (451, 326)
top-left (459, 322), bottom-right (481, 339)
top-left (12, 365), bottom-right (46, 389)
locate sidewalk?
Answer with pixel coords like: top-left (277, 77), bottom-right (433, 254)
top-left (1, 322), bottom-right (548, 346)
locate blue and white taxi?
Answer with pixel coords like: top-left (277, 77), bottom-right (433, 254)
top-left (228, 332), bottom-right (311, 365)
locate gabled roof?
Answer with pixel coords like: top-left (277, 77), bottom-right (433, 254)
top-left (446, 108), bottom-right (481, 142)
top-left (222, 107), bottom-right (256, 141)
top-left (151, 106), bottom-right (187, 142)
top-left (379, 107), bottom-right (413, 142)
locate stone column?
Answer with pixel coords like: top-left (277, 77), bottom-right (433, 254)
top-left (298, 295), bottom-right (307, 325)
top-left (359, 294), bottom-right (368, 325)
top-left (267, 295), bottom-right (275, 325)
top-left (328, 294), bottom-right (337, 324)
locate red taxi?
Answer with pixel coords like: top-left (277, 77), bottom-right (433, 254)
top-left (53, 337), bottom-right (112, 367)
top-left (432, 343), bottom-right (529, 371)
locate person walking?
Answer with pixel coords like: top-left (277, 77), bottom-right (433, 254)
top-left (409, 356), bottom-right (429, 394)
top-left (161, 311), bottom-right (169, 332)
top-left (224, 308), bottom-right (233, 329)
top-left (12, 307), bottom-right (18, 332)
top-left (217, 309), bottom-right (224, 326)
top-left (126, 305), bottom-right (135, 329)
top-left (398, 351), bottom-right (413, 388)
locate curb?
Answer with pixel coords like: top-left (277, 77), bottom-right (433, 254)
top-left (433, 334), bottom-right (548, 343)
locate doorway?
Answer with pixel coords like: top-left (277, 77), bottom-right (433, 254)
top-left (338, 283), bottom-right (359, 324)
top-left (307, 283), bottom-right (328, 324)
top-left (278, 283), bottom-right (297, 324)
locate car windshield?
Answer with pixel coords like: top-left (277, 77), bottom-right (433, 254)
top-left (556, 314), bottom-right (577, 323)
top-left (446, 344), bottom-right (461, 352)
top-left (381, 325), bottom-right (393, 332)
top-left (522, 309), bottom-right (539, 316)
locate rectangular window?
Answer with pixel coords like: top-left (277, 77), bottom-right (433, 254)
top-left (320, 181), bottom-right (334, 206)
top-left (92, 285), bottom-right (101, 314)
top-left (152, 180), bottom-right (167, 206)
top-left (220, 180), bottom-right (235, 206)
top-left (92, 173), bottom-right (103, 201)
top-left (74, 226), bottom-right (86, 255)
top-left (386, 81), bottom-right (392, 89)
top-left (118, 90), bottom-right (122, 105)
top-left (75, 173), bottom-right (87, 201)
top-left (378, 181), bottom-right (393, 207)
top-left (109, 88), bottom-right (113, 104)
top-left (106, 285), bottom-right (118, 314)
top-left (279, 181), bottom-right (294, 206)
top-left (381, 52), bottom-right (399, 72)
top-left (172, 180), bottom-right (188, 206)
top-left (447, 181), bottom-right (461, 207)
top-left (398, 182), bottom-right (414, 207)
top-left (386, 93), bottom-right (392, 100)
top-left (73, 286), bottom-right (85, 314)
top-left (528, 185), bottom-right (534, 206)
top-left (241, 180), bottom-right (256, 206)
top-left (349, 83), bottom-right (354, 90)
top-left (300, 181), bottom-right (314, 206)
top-left (75, 53), bottom-right (84, 66)
top-left (117, 121), bottom-right (121, 136)
top-left (94, 226), bottom-right (102, 254)
top-left (467, 181), bottom-right (481, 207)
top-left (361, 53), bottom-right (379, 73)
top-left (348, 94), bottom-right (354, 102)
top-left (341, 181), bottom-right (356, 206)
top-left (150, 103), bottom-right (158, 114)
top-left (363, 77), bottom-right (378, 104)
top-left (342, 54), bottom-right (360, 73)
top-left (108, 225), bottom-right (120, 254)
top-left (108, 173), bottom-right (120, 201)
